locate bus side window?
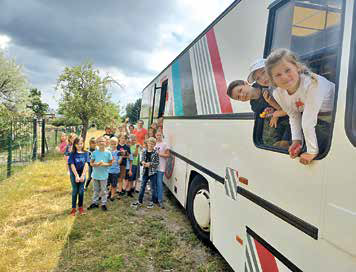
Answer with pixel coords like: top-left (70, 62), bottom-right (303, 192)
top-left (345, 3), bottom-right (356, 147)
top-left (255, 0), bottom-right (343, 156)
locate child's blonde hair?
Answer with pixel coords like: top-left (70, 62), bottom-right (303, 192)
top-left (60, 133), bottom-right (67, 142)
top-left (265, 48), bottom-right (313, 87)
top-left (68, 133), bottom-right (77, 144)
top-left (110, 137), bottom-right (118, 144)
top-left (147, 137), bottom-right (156, 144)
top-left (89, 137), bottom-right (96, 144)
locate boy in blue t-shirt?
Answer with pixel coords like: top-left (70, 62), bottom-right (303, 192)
top-left (108, 137), bottom-right (122, 201)
top-left (87, 136), bottom-right (113, 211)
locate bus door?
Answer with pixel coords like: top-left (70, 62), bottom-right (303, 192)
top-left (151, 80), bottom-right (168, 124)
top-left (158, 80), bottom-right (168, 118)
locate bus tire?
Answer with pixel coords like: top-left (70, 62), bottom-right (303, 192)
top-left (187, 175), bottom-right (211, 246)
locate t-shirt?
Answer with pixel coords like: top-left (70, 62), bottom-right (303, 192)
top-left (117, 144), bottom-right (131, 166)
top-left (58, 141), bottom-right (67, 153)
top-left (108, 150), bottom-right (120, 174)
top-left (133, 128), bottom-right (147, 145)
top-left (130, 145), bottom-right (140, 166)
top-left (155, 142), bottom-right (169, 172)
top-left (143, 151), bottom-right (152, 176)
top-left (68, 152), bottom-right (90, 176)
top-left (91, 149), bottom-right (113, 180)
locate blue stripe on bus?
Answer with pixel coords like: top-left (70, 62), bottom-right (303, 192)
top-left (172, 60), bottom-right (184, 116)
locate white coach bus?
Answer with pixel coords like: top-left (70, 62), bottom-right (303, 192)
top-left (140, 0), bottom-right (356, 271)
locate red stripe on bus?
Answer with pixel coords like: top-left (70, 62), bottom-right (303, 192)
top-left (239, 177), bottom-right (249, 185)
top-left (206, 28), bottom-right (233, 113)
top-left (254, 239), bottom-right (279, 272)
top-left (235, 235), bottom-right (243, 245)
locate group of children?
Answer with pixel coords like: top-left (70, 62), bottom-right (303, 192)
top-left (58, 119), bottom-right (169, 216)
top-left (227, 48), bottom-right (334, 165)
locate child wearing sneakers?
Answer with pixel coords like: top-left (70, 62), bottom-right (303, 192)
top-left (68, 137), bottom-right (90, 216)
top-left (87, 136), bottom-right (113, 211)
top-left (128, 134), bottom-right (140, 196)
top-left (131, 137), bottom-right (159, 209)
top-left (85, 137), bottom-right (97, 191)
top-left (107, 137), bottom-right (122, 201)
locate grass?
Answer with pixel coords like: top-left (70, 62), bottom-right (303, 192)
top-left (0, 129), bottom-right (233, 272)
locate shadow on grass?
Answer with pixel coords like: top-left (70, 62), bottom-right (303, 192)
top-left (53, 186), bottom-right (233, 272)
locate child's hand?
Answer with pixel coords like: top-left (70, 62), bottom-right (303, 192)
top-left (289, 141), bottom-right (302, 159)
top-left (262, 90), bottom-right (272, 103)
top-left (299, 153), bottom-right (317, 165)
top-left (146, 162), bottom-right (151, 167)
top-left (79, 176), bottom-right (85, 182)
top-left (269, 116), bottom-right (278, 128)
top-left (75, 176), bottom-right (80, 183)
top-left (129, 170), bottom-right (132, 177)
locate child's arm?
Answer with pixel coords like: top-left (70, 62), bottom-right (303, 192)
top-left (269, 110), bottom-right (288, 128)
top-left (263, 90), bottom-right (283, 111)
top-left (90, 159), bottom-right (101, 167)
top-left (70, 164), bottom-right (80, 182)
top-left (159, 148), bottom-right (170, 158)
top-left (134, 146), bottom-right (139, 157)
top-left (118, 156), bottom-right (123, 165)
top-left (102, 159), bottom-right (113, 167)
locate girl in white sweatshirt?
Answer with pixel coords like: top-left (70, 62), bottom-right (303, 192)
top-left (265, 48), bottom-right (334, 165)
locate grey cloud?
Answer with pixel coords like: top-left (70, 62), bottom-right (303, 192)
top-left (0, 0), bottom-right (178, 76)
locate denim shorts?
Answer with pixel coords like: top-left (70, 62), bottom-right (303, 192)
top-left (129, 165), bottom-right (138, 182)
top-left (108, 173), bottom-right (119, 187)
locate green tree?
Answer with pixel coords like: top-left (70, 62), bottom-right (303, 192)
top-left (124, 98), bottom-right (141, 124)
top-left (27, 88), bottom-right (49, 118)
top-left (0, 51), bottom-right (28, 111)
top-left (56, 61), bottom-right (121, 141)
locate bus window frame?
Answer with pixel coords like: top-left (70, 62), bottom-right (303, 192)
top-left (345, 1), bottom-right (356, 147)
top-left (256, 0), bottom-right (346, 158)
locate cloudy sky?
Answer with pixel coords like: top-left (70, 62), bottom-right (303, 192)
top-left (0, 0), bottom-right (234, 111)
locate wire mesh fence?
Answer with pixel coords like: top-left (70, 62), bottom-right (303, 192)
top-left (0, 118), bottom-right (82, 181)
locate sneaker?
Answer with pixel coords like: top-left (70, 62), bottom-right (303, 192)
top-left (158, 203), bottom-right (165, 209)
top-left (70, 208), bottom-right (76, 216)
top-left (87, 203), bottom-right (99, 210)
top-left (147, 202), bottom-right (154, 209)
top-left (101, 205), bottom-right (108, 211)
top-left (131, 201), bottom-right (142, 208)
top-left (78, 207), bottom-right (85, 215)
top-left (127, 192), bottom-right (134, 198)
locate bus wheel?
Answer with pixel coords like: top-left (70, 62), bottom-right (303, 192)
top-left (187, 175), bottom-right (211, 245)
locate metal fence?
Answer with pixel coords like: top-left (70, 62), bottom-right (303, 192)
top-left (0, 118), bottom-right (81, 181)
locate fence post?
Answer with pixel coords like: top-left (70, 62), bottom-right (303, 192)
top-left (7, 121), bottom-right (12, 178)
top-left (32, 119), bottom-right (37, 160)
top-left (41, 119), bottom-right (45, 160)
top-left (55, 129), bottom-right (58, 145)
